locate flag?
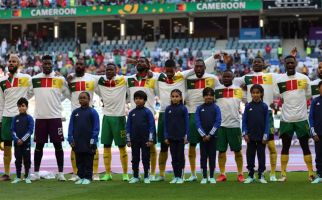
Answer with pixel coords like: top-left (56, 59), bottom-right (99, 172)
top-left (215, 88), bottom-right (243, 99)
top-left (245, 74), bottom-right (273, 86)
top-left (187, 78), bottom-right (214, 90)
top-left (32, 78), bottom-right (63, 89)
top-left (277, 79), bottom-right (307, 94)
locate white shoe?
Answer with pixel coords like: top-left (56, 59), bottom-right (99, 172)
top-left (75, 179), bottom-right (83, 184)
top-left (11, 178), bottom-right (21, 184)
top-left (155, 176), bottom-right (165, 182)
top-left (144, 178), bottom-right (151, 184)
top-left (169, 177), bottom-right (178, 184)
top-left (82, 179), bottom-right (91, 185)
top-left (209, 178), bottom-right (216, 184)
top-left (200, 178), bottom-right (208, 184)
top-left (30, 172), bottom-right (40, 181)
top-left (176, 178), bottom-right (184, 184)
top-left (185, 175), bottom-right (198, 182)
top-left (259, 178), bottom-right (268, 184)
top-left (57, 173), bottom-right (66, 181)
top-left (25, 177), bottom-right (32, 184)
top-left (278, 176), bottom-right (287, 182)
top-left (149, 175), bottom-right (156, 182)
top-left (92, 174), bottom-right (100, 181)
top-left (68, 174), bottom-right (80, 181)
top-left (270, 175), bottom-right (277, 182)
top-left (129, 177), bottom-right (140, 184)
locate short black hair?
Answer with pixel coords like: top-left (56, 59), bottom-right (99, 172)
top-left (42, 55), bottom-right (52, 61)
top-left (250, 84), bottom-right (264, 99)
top-left (284, 55), bottom-right (296, 62)
top-left (106, 63), bottom-right (116, 68)
top-left (79, 91), bottom-right (90, 99)
top-left (134, 90), bottom-right (147, 101)
top-left (202, 87), bottom-right (215, 97)
top-left (222, 70), bottom-right (234, 75)
top-left (254, 56), bottom-right (264, 63)
top-left (195, 58), bottom-right (205, 66)
top-left (165, 59), bottom-right (176, 68)
top-left (17, 97), bottom-right (28, 107)
top-left (318, 80), bottom-right (322, 88)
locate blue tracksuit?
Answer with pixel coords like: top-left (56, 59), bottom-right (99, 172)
top-left (68, 106), bottom-right (100, 153)
top-left (126, 106), bottom-right (156, 178)
top-left (68, 106), bottom-right (100, 180)
top-left (309, 95), bottom-right (322, 176)
top-left (242, 100), bottom-right (269, 178)
top-left (10, 113), bottom-right (34, 178)
top-left (164, 103), bottom-right (189, 178)
top-left (195, 102), bottom-right (221, 178)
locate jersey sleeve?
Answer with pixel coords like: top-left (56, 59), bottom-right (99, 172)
top-left (195, 106), bottom-right (206, 137)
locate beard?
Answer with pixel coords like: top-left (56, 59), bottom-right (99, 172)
top-left (8, 67), bottom-right (18, 74)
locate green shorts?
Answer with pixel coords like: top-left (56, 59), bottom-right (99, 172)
top-left (189, 113), bottom-right (201, 144)
top-left (279, 120), bottom-right (310, 139)
top-left (157, 112), bottom-right (165, 143)
top-left (101, 116), bottom-right (126, 146)
top-left (268, 111), bottom-right (275, 140)
top-left (217, 127), bottom-right (242, 152)
top-left (1, 117), bottom-right (13, 141)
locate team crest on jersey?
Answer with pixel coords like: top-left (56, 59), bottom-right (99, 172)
top-left (132, 113), bottom-right (136, 117)
top-left (201, 109), bottom-right (205, 112)
top-left (75, 113), bottom-right (79, 117)
top-left (317, 102), bottom-right (320, 106)
top-left (249, 108), bottom-right (253, 111)
top-left (16, 119), bottom-right (19, 123)
top-left (168, 110), bottom-right (172, 114)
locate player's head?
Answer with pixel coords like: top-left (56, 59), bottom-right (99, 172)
top-left (17, 97), bottom-right (28, 114)
top-left (75, 58), bottom-right (86, 77)
top-left (78, 92), bottom-right (91, 107)
top-left (222, 70), bottom-right (234, 87)
top-left (136, 57), bottom-right (150, 73)
top-left (42, 55), bottom-right (53, 75)
top-left (203, 87), bottom-right (215, 104)
top-left (318, 81), bottom-right (322, 96)
top-left (250, 84), bottom-right (264, 102)
top-left (170, 89), bottom-right (183, 105)
top-left (134, 90), bottom-right (147, 107)
top-left (284, 55), bottom-right (297, 76)
top-left (252, 56), bottom-right (264, 72)
top-left (317, 62), bottom-right (322, 79)
top-left (164, 59), bottom-right (176, 79)
top-left (8, 54), bottom-right (20, 74)
top-left (194, 59), bottom-right (206, 78)
top-left (106, 63), bottom-right (117, 79)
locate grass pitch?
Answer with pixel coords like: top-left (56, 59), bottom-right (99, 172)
top-left (0, 172), bottom-right (321, 200)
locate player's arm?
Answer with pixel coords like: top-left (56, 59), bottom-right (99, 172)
top-left (90, 109), bottom-right (100, 145)
top-left (0, 86), bottom-right (5, 124)
top-left (183, 106), bottom-right (190, 140)
top-left (305, 76), bottom-right (312, 100)
top-left (164, 107), bottom-right (169, 140)
top-left (26, 75), bottom-right (34, 100)
top-left (181, 69), bottom-right (195, 79)
top-left (67, 111), bottom-right (75, 144)
top-left (195, 106), bottom-right (206, 137)
top-left (209, 104), bottom-right (221, 137)
top-left (61, 78), bottom-right (71, 101)
top-left (126, 111), bottom-right (132, 142)
top-left (309, 98), bottom-right (317, 137)
top-left (263, 104), bottom-right (270, 141)
top-left (146, 108), bottom-right (156, 142)
top-left (204, 55), bottom-right (219, 71)
top-left (21, 115), bottom-right (34, 142)
top-left (242, 104), bottom-right (249, 137)
top-left (233, 76), bottom-right (245, 88)
top-left (10, 116), bottom-right (19, 143)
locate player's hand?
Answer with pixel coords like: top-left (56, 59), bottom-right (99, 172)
top-left (214, 54), bottom-right (221, 59)
top-left (184, 138), bottom-right (189, 144)
top-left (17, 139), bottom-right (23, 146)
top-left (147, 70), bottom-right (154, 78)
top-left (0, 142), bottom-right (4, 151)
top-left (243, 135), bottom-right (249, 143)
top-left (90, 144), bottom-right (97, 154)
top-left (262, 140), bottom-right (267, 145)
top-left (313, 135), bottom-right (320, 142)
top-left (164, 139), bottom-right (170, 145)
top-left (146, 141), bottom-right (153, 147)
top-left (127, 142), bottom-right (131, 147)
top-left (240, 84), bottom-right (247, 91)
top-left (70, 142), bottom-right (75, 148)
top-left (67, 74), bottom-right (75, 83)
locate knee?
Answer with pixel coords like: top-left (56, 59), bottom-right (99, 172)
top-left (104, 144), bottom-right (112, 148)
top-left (35, 143), bottom-right (44, 151)
top-left (160, 143), bottom-right (168, 152)
top-left (4, 140), bottom-right (12, 146)
top-left (53, 143), bottom-right (63, 151)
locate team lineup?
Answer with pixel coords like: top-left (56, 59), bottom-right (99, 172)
top-left (1, 54), bottom-right (322, 185)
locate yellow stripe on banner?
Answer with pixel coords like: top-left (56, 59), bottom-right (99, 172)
top-left (52, 78), bottom-right (63, 89)
top-left (205, 78), bottom-right (215, 88)
top-left (144, 78), bottom-right (156, 89)
top-left (297, 79), bottom-right (307, 90)
top-left (85, 81), bottom-right (95, 91)
top-left (115, 77), bottom-right (126, 87)
top-left (233, 88), bottom-right (243, 99)
top-left (18, 77), bottom-right (30, 87)
top-left (263, 74), bottom-right (273, 85)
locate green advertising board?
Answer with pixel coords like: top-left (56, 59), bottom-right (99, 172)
top-left (0, 0), bottom-right (262, 20)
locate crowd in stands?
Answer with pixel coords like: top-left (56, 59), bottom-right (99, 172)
top-left (0, 0), bottom-right (199, 8)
